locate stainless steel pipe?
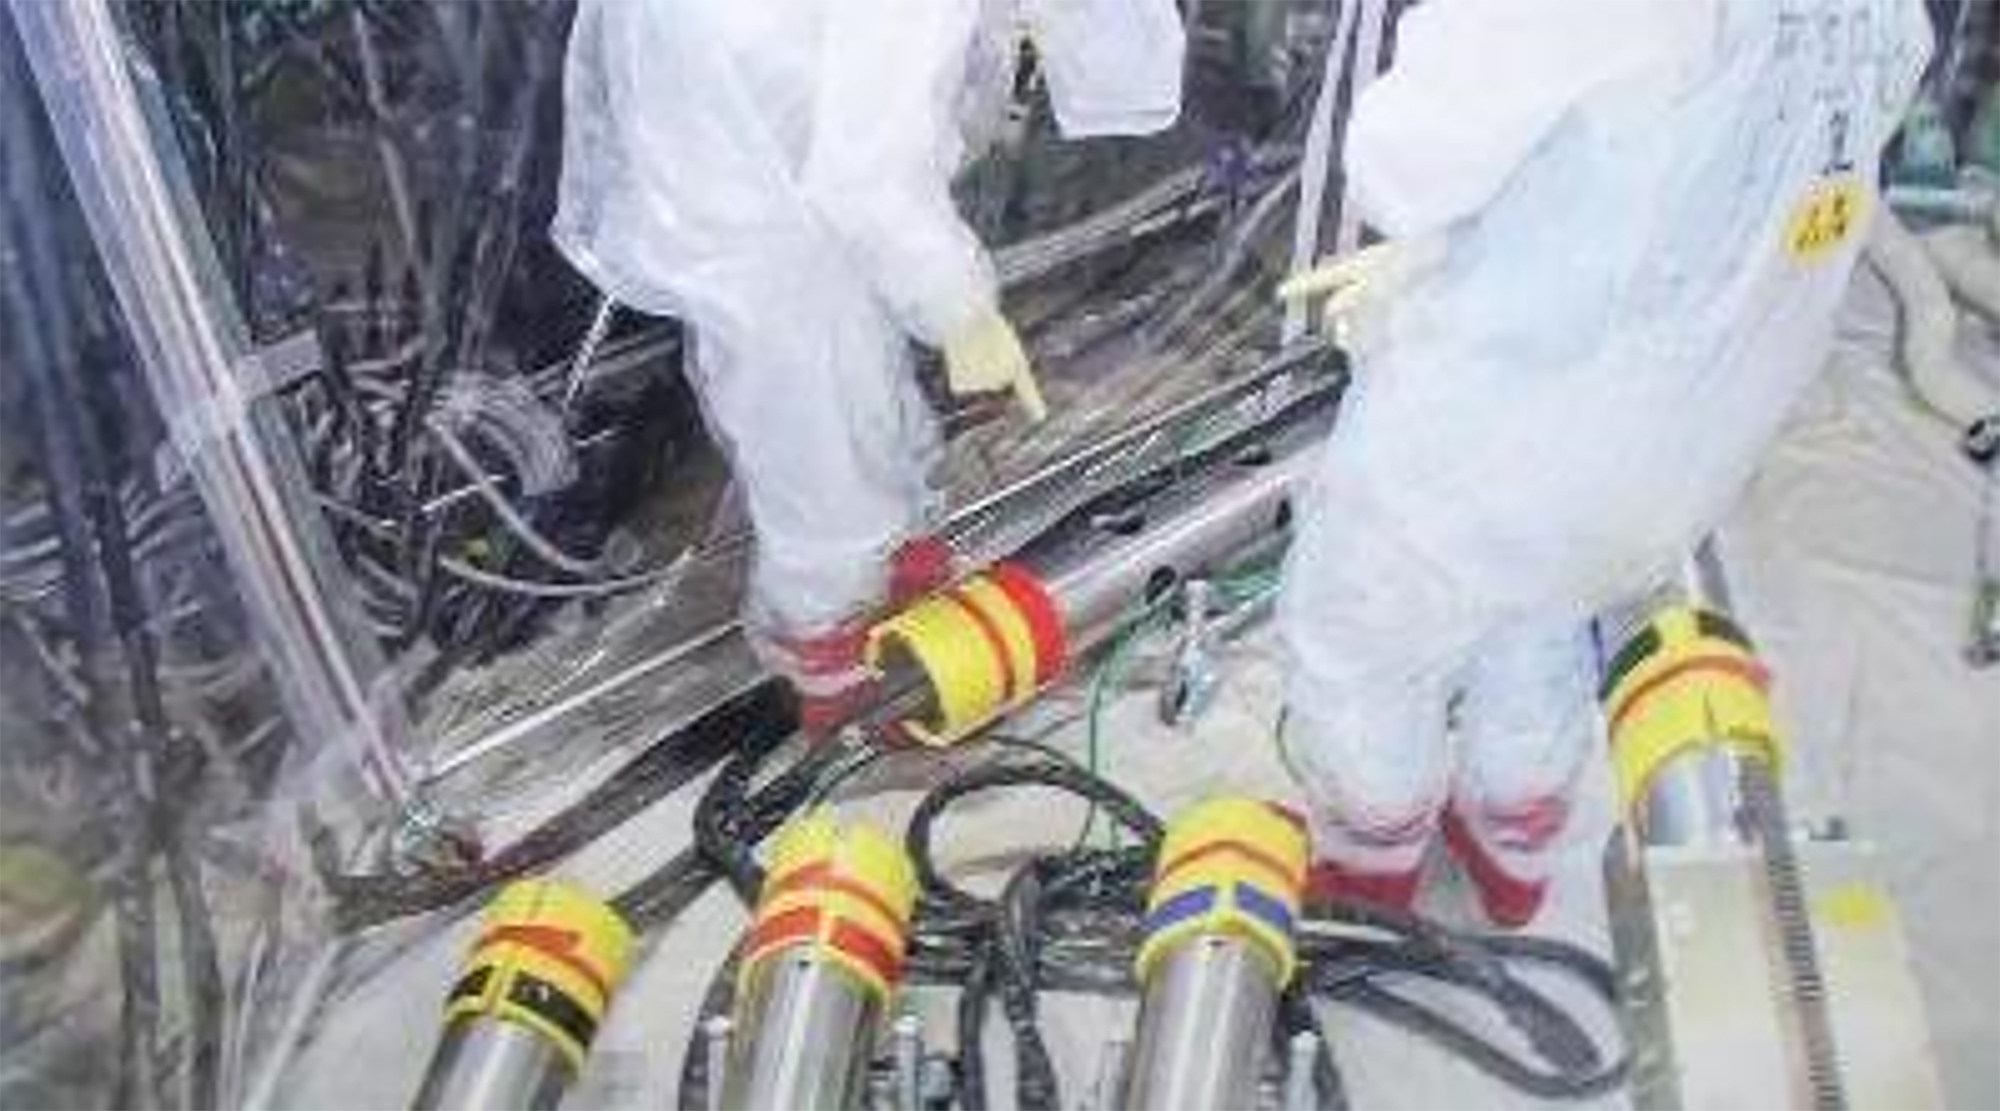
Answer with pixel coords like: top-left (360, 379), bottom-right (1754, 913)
top-left (1120, 799), bottom-right (1308, 1111)
top-left (413, 1023), bottom-right (571, 1111)
top-left (409, 881), bottom-right (634, 1111)
top-left (1123, 936), bottom-right (1281, 1110)
top-left (720, 814), bottom-right (916, 1111)
top-left (723, 952), bottom-right (880, 1111)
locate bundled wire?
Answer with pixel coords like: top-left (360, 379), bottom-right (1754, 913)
top-left (660, 731), bottom-right (1626, 1111)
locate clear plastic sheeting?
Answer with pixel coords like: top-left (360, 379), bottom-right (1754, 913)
top-left (87, 0), bottom-right (1356, 797)
top-left (8, 0), bottom-right (419, 807)
top-left (0, 14), bottom-right (344, 1108)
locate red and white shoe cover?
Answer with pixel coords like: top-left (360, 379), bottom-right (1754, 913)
top-left (1441, 796), bottom-right (1568, 929)
top-left (887, 534), bottom-right (958, 606)
top-left (1307, 857), bottom-right (1424, 912)
top-left (764, 621), bottom-right (875, 740)
top-left (765, 536), bottom-right (960, 740)
top-left (1304, 806), bottom-right (1435, 912)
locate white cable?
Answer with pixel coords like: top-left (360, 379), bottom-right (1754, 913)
top-left (438, 551), bottom-right (691, 599)
top-left (426, 418), bottom-right (602, 577)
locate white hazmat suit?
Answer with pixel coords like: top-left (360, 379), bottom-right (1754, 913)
top-left (1279, 0), bottom-right (1930, 924)
top-left (552, 0), bottom-right (1185, 693)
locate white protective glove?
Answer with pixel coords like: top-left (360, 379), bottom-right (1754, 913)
top-left (943, 308), bottom-right (1048, 422)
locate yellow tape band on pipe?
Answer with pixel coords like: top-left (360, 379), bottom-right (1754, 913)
top-left (442, 879), bottom-right (635, 1073)
top-left (1600, 606), bottom-right (1784, 814)
top-left (866, 569), bottom-right (1060, 745)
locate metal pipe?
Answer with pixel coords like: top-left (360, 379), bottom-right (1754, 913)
top-left (1283, 1031), bottom-right (1321, 1111)
top-left (421, 347), bottom-right (1338, 787)
top-left (702, 1015), bottom-right (732, 1111)
top-left (892, 1013), bottom-right (924, 1111)
top-left (1597, 548), bottom-right (1848, 1109)
top-left (410, 881), bottom-right (633, 1111)
top-left (1088, 1036), bottom-right (1132, 1111)
top-left (1023, 430), bottom-right (1313, 648)
top-left (1121, 799), bottom-right (1307, 1111)
top-left (1636, 746), bottom-right (1749, 848)
top-left (723, 953), bottom-right (879, 1111)
top-left (1595, 548), bottom-right (1761, 849)
top-left (722, 814), bottom-right (916, 1111)
top-left (1124, 937), bottom-right (1280, 1110)
top-left (413, 1023), bottom-right (570, 1111)
top-left (943, 342), bottom-right (1335, 560)
top-left (870, 411), bottom-right (1322, 745)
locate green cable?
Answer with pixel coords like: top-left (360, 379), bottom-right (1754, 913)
top-left (1075, 560), bottom-right (1287, 846)
top-left (1079, 598), bottom-right (1169, 848)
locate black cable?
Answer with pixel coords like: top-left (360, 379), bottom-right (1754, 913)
top-left (674, 948), bottom-right (741, 1111)
top-left (1273, 982), bottom-right (1348, 1111)
top-left (896, 753), bottom-right (1162, 1109)
top-left (611, 721), bottom-right (841, 930)
top-left (903, 758), bottom-right (1164, 916)
top-left (327, 681), bottom-right (791, 931)
top-left (1296, 904), bottom-right (1628, 1102)
top-left (630, 724), bottom-right (1624, 1109)
top-left (0, 44), bottom-right (170, 1102)
top-left (954, 935), bottom-right (997, 1111)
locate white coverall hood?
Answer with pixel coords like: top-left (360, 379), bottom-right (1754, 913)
top-left (552, 0), bottom-right (1185, 633)
top-left (1278, 0), bottom-right (1932, 898)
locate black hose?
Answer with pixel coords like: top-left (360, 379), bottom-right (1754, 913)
top-left (902, 758), bottom-right (1164, 915)
top-left (896, 753), bottom-right (1162, 1109)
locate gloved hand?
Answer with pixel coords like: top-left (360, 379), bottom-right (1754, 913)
top-left (944, 308), bottom-right (1048, 422)
top-left (1277, 235), bottom-right (1446, 346)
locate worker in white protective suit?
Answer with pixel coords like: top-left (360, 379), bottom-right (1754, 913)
top-left (552, 0), bottom-right (1185, 731)
top-left (1277, 0), bottom-right (1931, 926)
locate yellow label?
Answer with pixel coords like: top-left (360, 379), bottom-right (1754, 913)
top-left (1816, 882), bottom-right (1893, 932)
top-left (1784, 176), bottom-right (1867, 262)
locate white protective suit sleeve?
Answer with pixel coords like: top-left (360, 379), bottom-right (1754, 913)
top-left (800, 0), bottom-right (1188, 346)
top-left (800, 0), bottom-right (999, 348)
top-left (1344, 0), bottom-right (1715, 238)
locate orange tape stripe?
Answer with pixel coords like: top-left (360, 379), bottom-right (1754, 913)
top-left (943, 586), bottom-right (1020, 703)
top-left (760, 861), bottom-right (908, 929)
top-left (1156, 837), bottom-right (1302, 893)
top-left (1607, 654), bottom-right (1771, 737)
top-left (742, 904), bottom-right (821, 964)
top-left (828, 919), bottom-right (902, 988)
top-left (475, 924), bottom-right (612, 1003)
